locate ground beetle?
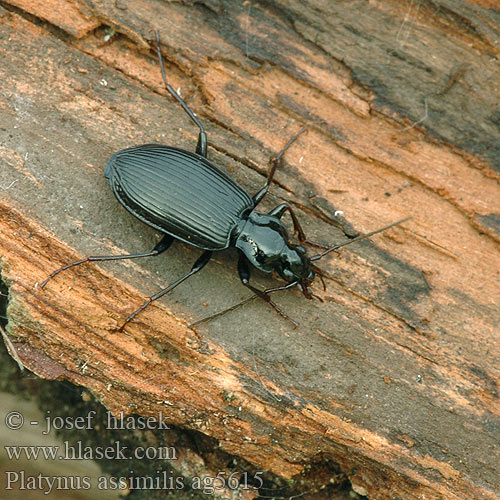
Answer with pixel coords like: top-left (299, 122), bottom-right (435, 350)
top-left (40, 32), bottom-right (409, 330)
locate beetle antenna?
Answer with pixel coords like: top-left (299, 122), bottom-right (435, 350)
top-left (189, 295), bottom-right (258, 328)
top-left (189, 279), bottom-right (301, 328)
top-left (310, 216), bottom-right (411, 262)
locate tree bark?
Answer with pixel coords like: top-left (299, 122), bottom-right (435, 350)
top-left (0, 1), bottom-right (499, 498)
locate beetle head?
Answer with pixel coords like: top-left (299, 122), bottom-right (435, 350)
top-left (276, 244), bottom-right (314, 297)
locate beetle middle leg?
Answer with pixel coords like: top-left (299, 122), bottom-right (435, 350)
top-left (154, 30), bottom-right (208, 157)
top-left (253, 126), bottom-right (307, 206)
top-left (237, 254), bottom-right (298, 327)
top-left (119, 250), bottom-right (213, 331)
top-left (39, 235), bottom-right (174, 288)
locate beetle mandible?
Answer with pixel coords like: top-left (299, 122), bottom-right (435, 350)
top-left (39, 31), bottom-right (409, 330)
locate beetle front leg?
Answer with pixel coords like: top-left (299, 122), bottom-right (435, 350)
top-left (268, 203), bottom-right (307, 241)
top-left (268, 203), bottom-right (331, 250)
top-left (237, 255), bottom-right (298, 327)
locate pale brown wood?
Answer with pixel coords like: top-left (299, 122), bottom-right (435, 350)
top-left (0, 1), bottom-right (499, 498)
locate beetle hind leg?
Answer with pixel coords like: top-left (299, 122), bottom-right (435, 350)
top-left (154, 31), bottom-right (208, 158)
top-left (38, 235), bottom-right (174, 288)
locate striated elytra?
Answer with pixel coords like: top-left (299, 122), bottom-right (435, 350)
top-left (40, 31), bottom-right (410, 330)
top-left (104, 145), bottom-right (254, 251)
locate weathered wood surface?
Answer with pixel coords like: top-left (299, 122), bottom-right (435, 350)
top-left (0, 0), bottom-right (499, 498)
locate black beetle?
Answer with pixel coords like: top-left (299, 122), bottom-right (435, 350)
top-left (40, 32), bottom-right (409, 330)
